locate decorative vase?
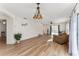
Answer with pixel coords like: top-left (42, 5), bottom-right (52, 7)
top-left (16, 40), bottom-right (20, 43)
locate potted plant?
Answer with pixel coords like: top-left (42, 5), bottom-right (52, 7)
top-left (14, 33), bottom-right (22, 43)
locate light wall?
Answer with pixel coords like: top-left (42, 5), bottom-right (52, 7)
top-left (0, 16), bottom-right (69, 44)
top-left (13, 17), bottom-right (43, 41)
top-left (6, 17), bottom-right (16, 44)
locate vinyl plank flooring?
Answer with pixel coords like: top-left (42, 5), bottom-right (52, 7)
top-left (0, 35), bottom-right (68, 56)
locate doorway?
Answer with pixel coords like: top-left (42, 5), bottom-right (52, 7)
top-left (0, 20), bottom-right (6, 44)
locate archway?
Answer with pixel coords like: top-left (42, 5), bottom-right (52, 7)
top-left (0, 9), bottom-right (15, 44)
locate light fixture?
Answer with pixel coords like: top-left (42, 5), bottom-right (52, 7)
top-left (33, 3), bottom-right (43, 20)
top-left (2, 20), bottom-right (6, 25)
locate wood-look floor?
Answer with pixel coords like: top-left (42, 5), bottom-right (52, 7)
top-left (0, 35), bottom-right (68, 56)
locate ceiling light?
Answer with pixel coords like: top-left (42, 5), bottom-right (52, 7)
top-left (33, 3), bottom-right (43, 20)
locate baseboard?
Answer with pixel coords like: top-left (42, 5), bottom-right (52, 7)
top-left (20, 34), bottom-right (40, 42)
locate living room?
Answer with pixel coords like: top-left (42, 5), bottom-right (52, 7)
top-left (0, 3), bottom-right (79, 56)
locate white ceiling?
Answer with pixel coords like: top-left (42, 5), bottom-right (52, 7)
top-left (0, 3), bottom-right (76, 21)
